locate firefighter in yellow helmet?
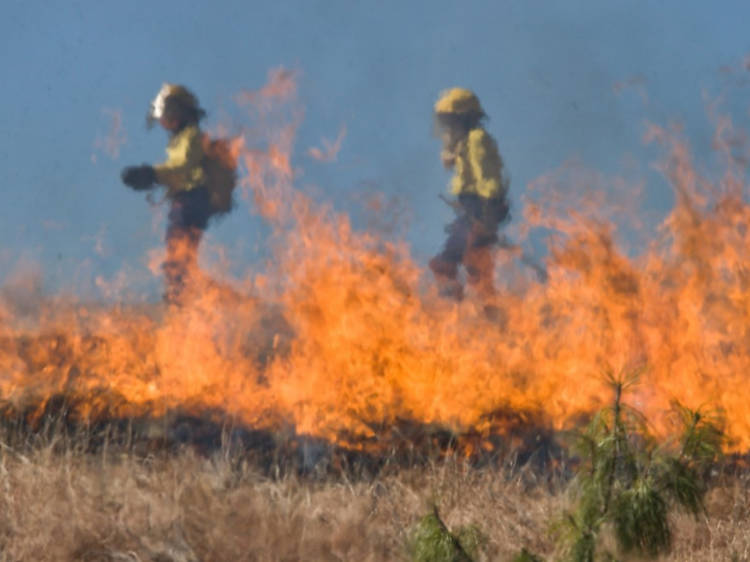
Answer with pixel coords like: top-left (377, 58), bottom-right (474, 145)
top-left (121, 84), bottom-right (222, 305)
top-left (429, 88), bottom-right (510, 300)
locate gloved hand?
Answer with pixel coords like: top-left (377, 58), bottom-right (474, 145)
top-left (121, 164), bottom-right (156, 191)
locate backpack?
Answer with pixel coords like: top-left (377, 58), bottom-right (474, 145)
top-left (201, 135), bottom-right (238, 214)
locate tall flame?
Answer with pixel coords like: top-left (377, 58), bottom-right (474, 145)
top-left (2, 70), bottom-right (750, 453)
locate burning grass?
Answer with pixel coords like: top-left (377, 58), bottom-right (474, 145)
top-left (0, 385), bottom-right (562, 478)
top-left (5, 68), bottom-right (750, 559)
top-left (6, 70), bottom-right (750, 458)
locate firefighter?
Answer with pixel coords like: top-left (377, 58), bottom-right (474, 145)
top-left (429, 88), bottom-right (510, 300)
top-left (121, 84), bottom-right (221, 305)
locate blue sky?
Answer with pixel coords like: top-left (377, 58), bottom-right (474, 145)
top-left (2, 1), bottom-right (750, 297)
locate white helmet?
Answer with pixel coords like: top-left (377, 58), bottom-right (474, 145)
top-left (146, 83), bottom-right (204, 128)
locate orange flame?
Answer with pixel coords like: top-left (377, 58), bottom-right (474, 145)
top-left (3, 70), bottom-right (750, 454)
top-left (308, 125), bottom-right (347, 163)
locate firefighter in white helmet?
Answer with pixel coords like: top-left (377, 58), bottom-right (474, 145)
top-left (121, 84), bottom-right (236, 305)
top-left (429, 88), bottom-right (510, 300)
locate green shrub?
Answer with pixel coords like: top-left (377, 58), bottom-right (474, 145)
top-left (512, 547), bottom-right (545, 562)
top-left (409, 506), bottom-right (484, 562)
top-left (556, 369), bottom-right (723, 561)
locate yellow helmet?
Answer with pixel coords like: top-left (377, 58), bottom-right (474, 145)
top-left (434, 88), bottom-right (483, 115)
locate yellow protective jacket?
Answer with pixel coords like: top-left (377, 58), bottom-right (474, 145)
top-left (449, 128), bottom-right (507, 200)
top-left (154, 124), bottom-right (207, 197)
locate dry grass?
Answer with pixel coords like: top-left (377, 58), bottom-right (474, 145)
top-left (0, 433), bottom-right (747, 561)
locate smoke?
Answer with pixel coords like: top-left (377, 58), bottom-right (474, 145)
top-left (91, 108), bottom-right (127, 163)
top-left (0, 261), bottom-right (44, 319)
top-left (613, 74), bottom-right (648, 103)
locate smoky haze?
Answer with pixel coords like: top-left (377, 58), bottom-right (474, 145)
top-left (1, 0), bottom-right (749, 297)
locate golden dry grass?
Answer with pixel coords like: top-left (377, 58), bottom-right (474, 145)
top-left (0, 435), bottom-right (747, 561)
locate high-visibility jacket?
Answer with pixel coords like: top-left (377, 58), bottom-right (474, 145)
top-left (449, 128), bottom-right (507, 200)
top-left (154, 125), bottom-right (207, 196)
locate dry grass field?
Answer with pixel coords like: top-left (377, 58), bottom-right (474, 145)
top-left (0, 426), bottom-right (748, 562)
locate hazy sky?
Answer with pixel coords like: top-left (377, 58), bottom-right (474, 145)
top-left (3, 1), bottom-right (750, 297)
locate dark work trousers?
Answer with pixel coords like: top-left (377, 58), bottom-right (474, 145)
top-left (163, 187), bottom-right (214, 304)
top-left (430, 194), bottom-right (509, 298)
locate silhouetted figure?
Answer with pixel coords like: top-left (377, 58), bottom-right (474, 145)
top-left (429, 88), bottom-right (510, 300)
top-left (121, 84), bottom-right (236, 305)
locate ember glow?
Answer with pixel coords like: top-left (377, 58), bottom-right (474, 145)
top-left (3, 70), bottom-right (750, 453)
